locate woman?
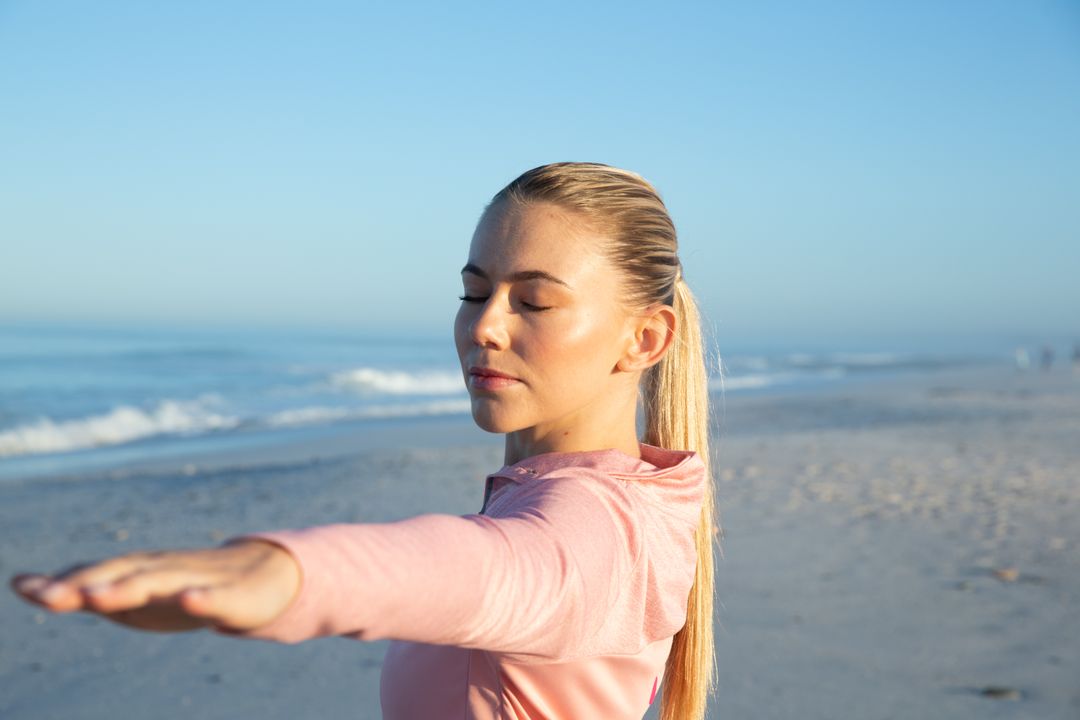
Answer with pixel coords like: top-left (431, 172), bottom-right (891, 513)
top-left (11, 162), bottom-right (719, 719)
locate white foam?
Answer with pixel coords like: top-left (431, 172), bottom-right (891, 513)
top-left (736, 356), bottom-right (771, 371)
top-left (710, 369), bottom-right (846, 392)
top-left (329, 367), bottom-right (465, 395)
top-left (266, 406), bottom-right (352, 426)
top-left (0, 395), bottom-right (240, 458)
top-left (786, 353), bottom-right (817, 367)
top-left (711, 373), bottom-right (784, 391)
top-left (831, 352), bottom-right (903, 366)
top-left (265, 399), bottom-right (471, 428)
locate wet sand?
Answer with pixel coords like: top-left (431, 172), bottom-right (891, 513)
top-left (1, 365), bottom-right (1077, 719)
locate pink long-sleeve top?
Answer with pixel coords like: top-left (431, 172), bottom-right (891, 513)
top-left (216, 442), bottom-right (707, 719)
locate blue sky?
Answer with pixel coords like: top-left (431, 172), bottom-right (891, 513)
top-left (1, 0), bottom-right (1077, 351)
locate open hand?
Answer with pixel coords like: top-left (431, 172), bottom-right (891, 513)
top-left (9, 540), bottom-right (301, 634)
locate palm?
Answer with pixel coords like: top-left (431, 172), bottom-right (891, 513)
top-left (97, 595), bottom-right (214, 633)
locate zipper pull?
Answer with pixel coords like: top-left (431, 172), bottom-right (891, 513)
top-left (480, 476), bottom-right (494, 514)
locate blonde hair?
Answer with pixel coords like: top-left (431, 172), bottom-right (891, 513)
top-left (489, 162), bottom-right (719, 720)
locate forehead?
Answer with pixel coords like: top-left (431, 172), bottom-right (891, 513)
top-left (468, 201), bottom-right (609, 279)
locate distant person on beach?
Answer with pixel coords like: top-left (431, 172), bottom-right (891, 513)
top-left (1041, 344), bottom-right (1055, 372)
top-left (1015, 346), bottom-right (1030, 372)
top-left (10, 163), bottom-right (718, 720)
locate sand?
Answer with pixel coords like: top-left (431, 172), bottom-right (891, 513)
top-left (1, 364), bottom-right (1077, 719)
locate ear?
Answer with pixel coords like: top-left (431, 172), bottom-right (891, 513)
top-left (616, 304), bottom-right (677, 373)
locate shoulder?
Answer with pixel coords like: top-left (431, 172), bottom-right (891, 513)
top-left (488, 467), bottom-right (647, 565)
top-left (504, 465), bottom-right (639, 516)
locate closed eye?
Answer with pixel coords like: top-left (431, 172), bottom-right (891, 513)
top-left (457, 295), bottom-right (552, 312)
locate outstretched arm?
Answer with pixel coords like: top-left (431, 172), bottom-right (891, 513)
top-left (217, 472), bottom-right (645, 663)
top-left (10, 472), bottom-right (659, 664)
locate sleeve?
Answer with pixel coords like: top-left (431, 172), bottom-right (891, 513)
top-left (212, 472), bottom-right (645, 663)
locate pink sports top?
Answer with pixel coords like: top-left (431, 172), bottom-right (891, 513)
top-left (216, 442), bottom-right (707, 719)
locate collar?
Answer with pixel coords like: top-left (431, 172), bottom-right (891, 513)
top-left (487, 441), bottom-right (702, 486)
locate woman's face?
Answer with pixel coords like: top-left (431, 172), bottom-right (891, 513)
top-left (453, 200), bottom-right (636, 439)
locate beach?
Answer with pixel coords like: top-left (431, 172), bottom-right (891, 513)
top-left (2, 364), bottom-right (1078, 719)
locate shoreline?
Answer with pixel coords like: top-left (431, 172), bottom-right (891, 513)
top-left (3, 360), bottom-right (1060, 486)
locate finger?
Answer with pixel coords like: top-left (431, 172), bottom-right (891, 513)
top-left (53, 554), bottom-right (149, 586)
top-left (11, 574), bottom-right (57, 607)
top-left (179, 569), bottom-right (300, 634)
top-left (12, 562), bottom-right (96, 590)
top-left (81, 566), bottom-right (204, 614)
top-left (178, 585), bottom-right (220, 618)
top-left (11, 574), bottom-right (50, 595)
top-left (11, 572), bottom-right (88, 612)
top-left (176, 582), bottom-right (258, 631)
top-left (22, 555), bottom-right (148, 612)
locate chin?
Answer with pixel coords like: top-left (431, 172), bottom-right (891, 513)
top-left (469, 404), bottom-right (524, 435)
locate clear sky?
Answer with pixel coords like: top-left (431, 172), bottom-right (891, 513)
top-left (2, 1), bottom-right (1077, 352)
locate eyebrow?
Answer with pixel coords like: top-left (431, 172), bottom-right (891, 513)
top-left (461, 263), bottom-right (572, 289)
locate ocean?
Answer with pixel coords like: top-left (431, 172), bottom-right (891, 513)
top-left (0, 321), bottom-right (1007, 481)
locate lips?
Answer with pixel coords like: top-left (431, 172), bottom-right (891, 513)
top-left (468, 365), bottom-right (522, 391)
top-left (468, 366), bottom-right (519, 380)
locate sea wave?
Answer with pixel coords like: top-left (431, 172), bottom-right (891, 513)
top-left (710, 372), bottom-right (820, 391)
top-left (780, 351), bottom-right (954, 372)
top-left (266, 400), bottom-right (471, 428)
top-left (828, 352), bottom-right (903, 366)
top-left (710, 373), bottom-right (780, 391)
top-left (329, 367), bottom-right (464, 395)
top-left (0, 395), bottom-right (240, 458)
top-left (710, 367), bottom-right (847, 392)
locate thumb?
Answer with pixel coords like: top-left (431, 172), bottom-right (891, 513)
top-left (180, 584), bottom-right (287, 633)
top-left (179, 586), bottom-right (246, 631)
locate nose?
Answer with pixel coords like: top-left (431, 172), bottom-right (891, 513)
top-left (468, 295), bottom-right (510, 350)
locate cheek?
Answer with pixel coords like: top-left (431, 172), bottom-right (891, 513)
top-left (532, 310), bottom-right (622, 382)
top-left (453, 306), bottom-right (471, 358)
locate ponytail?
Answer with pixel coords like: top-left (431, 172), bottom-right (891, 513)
top-left (644, 279), bottom-right (718, 720)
